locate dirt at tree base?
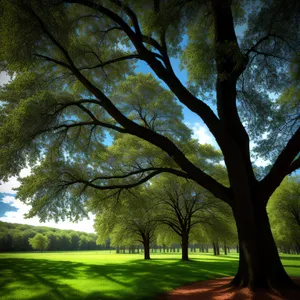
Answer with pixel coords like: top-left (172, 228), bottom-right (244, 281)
top-left (157, 277), bottom-right (300, 300)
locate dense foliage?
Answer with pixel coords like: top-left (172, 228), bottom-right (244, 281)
top-left (268, 175), bottom-right (300, 254)
top-left (0, 221), bottom-right (107, 252)
top-left (28, 233), bottom-right (49, 251)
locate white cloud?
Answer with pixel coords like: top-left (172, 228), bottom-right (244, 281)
top-left (0, 72), bottom-right (10, 86)
top-left (0, 168), bottom-right (31, 194)
top-left (0, 195), bottom-right (96, 233)
top-left (252, 157), bottom-right (270, 167)
top-left (186, 122), bottom-right (217, 146)
top-left (0, 177), bottom-right (20, 194)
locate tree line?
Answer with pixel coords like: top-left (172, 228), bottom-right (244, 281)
top-left (1, 175), bottom-right (298, 256)
top-left (93, 174), bottom-right (300, 260)
top-left (0, 221), bottom-right (109, 252)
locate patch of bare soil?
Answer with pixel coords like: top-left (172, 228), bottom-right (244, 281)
top-left (157, 277), bottom-right (300, 300)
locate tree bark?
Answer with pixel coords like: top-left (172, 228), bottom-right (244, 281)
top-left (213, 242), bottom-right (217, 256)
top-left (181, 233), bottom-right (189, 261)
top-left (231, 202), bottom-right (297, 290)
top-left (143, 239), bottom-right (150, 260)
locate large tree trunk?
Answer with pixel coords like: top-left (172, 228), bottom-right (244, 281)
top-left (143, 238), bottom-right (150, 260)
top-left (181, 233), bottom-right (189, 261)
top-left (231, 201), bottom-right (296, 290)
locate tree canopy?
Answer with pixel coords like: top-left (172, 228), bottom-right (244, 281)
top-left (268, 175), bottom-right (300, 253)
top-left (0, 221), bottom-right (103, 252)
top-left (28, 233), bottom-right (49, 251)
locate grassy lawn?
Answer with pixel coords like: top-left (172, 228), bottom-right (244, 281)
top-left (0, 251), bottom-right (299, 300)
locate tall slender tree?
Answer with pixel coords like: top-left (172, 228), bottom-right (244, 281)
top-left (1, 0), bottom-right (300, 291)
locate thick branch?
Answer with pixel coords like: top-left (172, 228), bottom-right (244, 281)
top-left (289, 157), bottom-right (300, 174)
top-left (31, 0), bottom-right (233, 204)
top-left (109, 0), bottom-right (142, 36)
top-left (158, 219), bottom-right (182, 236)
top-left (260, 127), bottom-right (300, 203)
top-left (64, 0), bottom-right (224, 150)
top-left (45, 100), bottom-right (129, 134)
top-left (64, 170), bottom-right (162, 191)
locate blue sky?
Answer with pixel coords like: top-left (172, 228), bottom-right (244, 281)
top-left (0, 193), bottom-right (18, 217)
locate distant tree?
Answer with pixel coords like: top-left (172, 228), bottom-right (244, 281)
top-left (93, 189), bottom-right (158, 259)
top-left (11, 230), bottom-right (26, 251)
top-left (151, 176), bottom-right (219, 260)
top-left (78, 234), bottom-right (93, 250)
top-left (70, 232), bottom-right (80, 250)
top-left (156, 226), bottom-right (179, 253)
top-left (29, 233), bottom-right (49, 252)
top-left (205, 203), bottom-right (238, 255)
top-left (57, 232), bottom-right (72, 250)
top-left (0, 226), bottom-right (12, 252)
top-left (0, 221), bottom-right (100, 252)
top-left (268, 176), bottom-right (300, 253)
top-left (45, 231), bottom-right (58, 251)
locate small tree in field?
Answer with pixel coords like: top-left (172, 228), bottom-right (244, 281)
top-left (93, 188), bottom-right (158, 260)
top-left (150, 175), bottom-right (219, 261)
top-left (29, 233), bottom-right (49, 252)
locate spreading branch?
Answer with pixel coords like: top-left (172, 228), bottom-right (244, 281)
top-left (79, 54), bottom-right (140, 71)
top-left (28, 2), bottom-right (232, 204)
top-left (63, 0), bottom-right (226, 153)
top-left (89, 167), bottom-right (189, 183)
top-left (260, 127), bottom-right (300, 203)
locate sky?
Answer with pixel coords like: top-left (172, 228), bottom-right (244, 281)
top-left (0, 47), bottom-right (271, 233)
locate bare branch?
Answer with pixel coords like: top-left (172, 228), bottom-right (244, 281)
top-left (245, 35), bottom-right (272, 56)
top-left (90, 167), bottom-right (189, 183)
top-left (62, 170), bottom-right (166, 193)
top-left (34, 53), bottom-right (71, 69)
top-left (79, 54), bottom-right (140, 71)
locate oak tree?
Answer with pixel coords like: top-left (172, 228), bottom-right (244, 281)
top-left (1, 0), bottom-right (300, 291)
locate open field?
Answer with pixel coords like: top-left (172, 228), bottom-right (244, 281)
top-left (0, 251), bottom-right (299, 300)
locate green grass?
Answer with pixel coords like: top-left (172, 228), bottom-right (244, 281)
top-left (0, 251), bottom-right (299, 300)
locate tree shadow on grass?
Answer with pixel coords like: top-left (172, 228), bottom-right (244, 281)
top-left (0, 257), bottom-right (239, 300)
